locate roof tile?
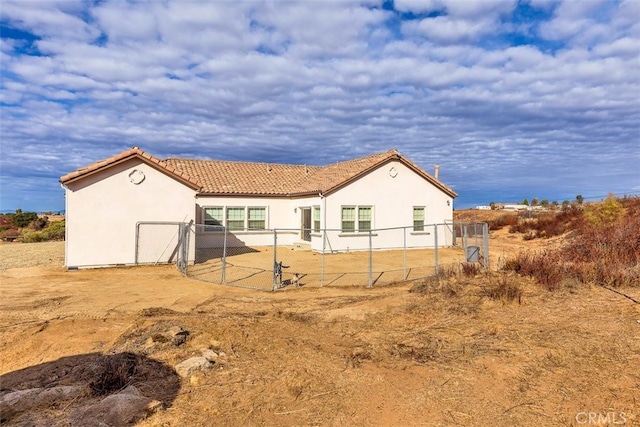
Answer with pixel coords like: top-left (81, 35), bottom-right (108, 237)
top-left (60, 148), bottom-right (457, 198)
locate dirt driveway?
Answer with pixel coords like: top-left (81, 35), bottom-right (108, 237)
top-left (1, 240), bottom-right (638, 426)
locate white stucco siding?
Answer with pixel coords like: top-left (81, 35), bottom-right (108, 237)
top-left (319, 160), bottom-right (454, 251)
top-left (195, 196), bottom-right (322, 248)
top-left (64, 159), bottom-right (196, 267)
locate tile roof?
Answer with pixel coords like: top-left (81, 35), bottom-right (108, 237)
top-left (59, 147), bottom-right (202, 189)
top-left (60, 147), bottom-right (457, 198)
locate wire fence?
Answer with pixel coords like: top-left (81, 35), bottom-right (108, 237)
top-left (137, 222), bottom-right (489, 290)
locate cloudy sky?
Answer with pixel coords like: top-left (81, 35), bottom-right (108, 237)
top-left (1, 0), bottom-right (639, 212)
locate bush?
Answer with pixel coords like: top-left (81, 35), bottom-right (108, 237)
top-left (20, 221), bottom-right (65, 242)
top-left (11, 209), bottom-right (38, 228)
top-left (583, 194), bottom-right (625, 228)
top-left (487, 214), bottom-right (519, 231)
top-left (482, 275), bottom-right (523, 303)
top-left (505, 196), bottom-right (640, 289)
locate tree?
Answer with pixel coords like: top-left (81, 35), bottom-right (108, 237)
top-left (576, 194), bottom-right (584, 204)
top-left (522, 199), bottom-right (529, 206)
top-left (541, 199), bottom-right (550, 208)
top-left (583, 194), bottom-right (625, 228)
top-left (531, 198), bottom-right (538, 207)
top-left (11, 209), bottom-right (38, 228)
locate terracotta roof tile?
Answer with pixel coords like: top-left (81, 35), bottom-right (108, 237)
top-left (60, 148), bottom-right (457, 198)
top-left (164, 148), bottom-right (457, 198)
top-left (59, 147), bottom-right (202, 190)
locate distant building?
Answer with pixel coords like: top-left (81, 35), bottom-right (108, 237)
top-left (503, 204), bottom-right (528, 211)
top-left (475, 205), bottom-right (491, 210)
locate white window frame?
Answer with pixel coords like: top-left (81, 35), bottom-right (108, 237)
top-left (204, 207), bottom-right (224, 231)
top-left (202, 206), bottom-right (268, 231)
top-left (313, 206), bottom-right (321, 233)
top-left (341, 205), bottom-right (373, 233)
top-left (413, 206), bottom-right (425, 232)
top-left (248, 207), bottom-right (267, 230)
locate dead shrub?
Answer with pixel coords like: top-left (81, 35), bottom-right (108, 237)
top-left (488, 214), bottom-right (519, 230)
top-left (461, 262), bottom-right (481, 277)
top-left (89, 353), bottom-right (139, 396)
top-left (346, 347), bottom-right (373, 368)
top-left (409, 276), bottom-right (460, 297)
top-left (390, 340), bottom-right (443, 363)
top-left (482, 275), bottom-right (523, 304)
top-left (505, 196), bottom-right (640, 289)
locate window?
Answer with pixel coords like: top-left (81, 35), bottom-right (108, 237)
top-left (358, 207), bottom-right (371, 231)
top-left (226, 207), bottom-right (245, 230)
top-left (313, 207), bottom-right (321, 232)
top-left (341, 206), bottom-right (373, 233)
top-left (413, 207), bottom-right (425, 231)
top-left (204, 207), bottom-right (223, 231)
top-left (203, 206), bottom-right (268, 231)
top-left (248, 207), bottom-right (266, 230)
top-left (341, 207), bottom-right (355, 232)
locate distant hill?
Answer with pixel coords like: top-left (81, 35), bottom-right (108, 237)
top-left (0, 210), bottom-right (65, 215)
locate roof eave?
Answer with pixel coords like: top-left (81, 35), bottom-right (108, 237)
top-left (60, 150), bottom-right (202, 191)
top-left (321, 153), bottom-right (458, 199)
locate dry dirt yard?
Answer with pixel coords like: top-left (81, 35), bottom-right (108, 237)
top-left (0, 228), bottom-right (638, 426)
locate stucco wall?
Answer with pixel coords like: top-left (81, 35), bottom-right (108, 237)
top-left (64, 159), bottom-right (196, 268)
top-left (194, 196), bottom-right (320, 248)
top-left (317, 160), bottom-right (454, 252)
top-left (194, 160), bottom-right (454, 253)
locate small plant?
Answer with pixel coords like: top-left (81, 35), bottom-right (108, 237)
top-left (461, 262), bottom-right (480, 277)
top-left (89, 353), bottom-right (139, 396)
top-left (482, 275), bottom-right (523, 303)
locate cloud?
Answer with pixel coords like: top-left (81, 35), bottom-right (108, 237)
top-left (0, 0), bottom-right (638, 211)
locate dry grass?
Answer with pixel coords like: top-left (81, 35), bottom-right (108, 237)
top-left (503, 197), bottom-right (640, 289)
top-left (0, 241), bottom-right (65, 270)
top-left (1, 207), bottom-right (638, 426)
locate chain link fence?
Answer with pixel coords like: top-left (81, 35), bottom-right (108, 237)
top-left (161, 221), bottom-right (489, 290)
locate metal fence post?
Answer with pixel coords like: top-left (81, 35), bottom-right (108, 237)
top-left (321, 228), bottom-right (326, 287)
top-left (272, 229), bottom-right (278, 291)
top-left (434, 223), bottom-right (439, 275)
top-left (482, 222), bottom-right (489, 269)
top-left (462, 224), bottom-right (468, 258)
top-left (221, 226), bottom-right (228, 284)
top-left (367, 229), bottom-right (373, 288)
top-left (403, 226), bottom-right (407, 280)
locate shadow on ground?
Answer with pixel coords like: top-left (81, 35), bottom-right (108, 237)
top-left (0, 352), bottom-right (180, 426)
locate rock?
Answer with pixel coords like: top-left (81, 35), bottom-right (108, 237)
top-left (167, 326), bottom-right (189, 346)
top-left (0, 386), bottom-right (85, 421)
top-left (201, 348), bottom-right (218, 362)
top-left (174, 357), bottom-right (212, 378)
top-left (69, 388), bottom-right (155, 426)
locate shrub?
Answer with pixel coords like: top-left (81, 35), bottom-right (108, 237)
top-left (583, 194), bottom-right (626, 228)
top-left (11, 209), bottom-right (38, 228)
top-left (20, 221), bottom-right (65, 242)
top-left (505, 196), bottom-right (640, 289)
top-left (487, 214), bottom-right (519, 231)
top-left (482, 275), bottom-right (523, 303)
top-left (461, 262), bottom-right (481, 277)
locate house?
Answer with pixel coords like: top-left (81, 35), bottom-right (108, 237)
top-left (503, 204), bottom-right (529, 211)
top-left (59, 147), bottom-right (457, 268)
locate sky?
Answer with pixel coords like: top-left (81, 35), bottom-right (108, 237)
top-left (1, 0), bottom-right (639, 212)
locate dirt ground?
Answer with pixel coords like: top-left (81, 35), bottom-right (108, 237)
top-left (1, 218), bottom-right (639, 426)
